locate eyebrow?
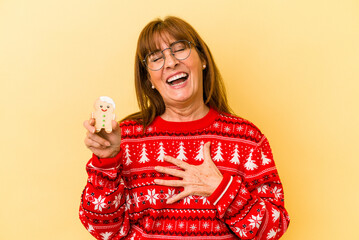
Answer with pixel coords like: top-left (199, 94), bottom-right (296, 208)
top-left (151, 40), bottom-right (179, 53)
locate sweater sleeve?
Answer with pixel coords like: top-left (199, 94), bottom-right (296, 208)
top-left (207, 136), bottom-right (290, 239)
top-left (79, 151), bottom-right (131, 239)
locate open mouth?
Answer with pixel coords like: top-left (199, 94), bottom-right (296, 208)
top-left (166, 73), bottom-right (189, 86)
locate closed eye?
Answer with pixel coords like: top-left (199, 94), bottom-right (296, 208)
top-left (174, 48), bottom-right (185, 53)
top-left (151, 56), bottom-right (163, 62)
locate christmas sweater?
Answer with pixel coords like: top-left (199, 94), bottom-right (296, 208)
top-left (79, 108), bottom-right (290, 240)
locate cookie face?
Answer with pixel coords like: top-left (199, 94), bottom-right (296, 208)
top-left (93, 96), bottom-right (116, 133)
top-left (94, 100), bottom-right (115, 114)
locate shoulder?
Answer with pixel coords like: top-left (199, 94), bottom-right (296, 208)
top-left (119, 119), bottom-right (141, 127)
top-left (119, 119), bottom-right (144, 137)
top-left (215, 111), bottom-right (264, 143)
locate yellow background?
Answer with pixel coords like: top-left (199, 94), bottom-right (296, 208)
top-left (1, 0), bottom-right (358, 239)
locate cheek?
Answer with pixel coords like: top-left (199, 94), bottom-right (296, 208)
top-left (188, 55), bottom-right (204, 74)
top-left (190, 62), bottom-right (204, 79)
top-left (150, 72), bottom-right (166, 90)
top-left (149, 71), bottom-right (162, 82)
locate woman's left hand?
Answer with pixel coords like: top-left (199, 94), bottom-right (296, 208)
top-left (154, 142), bottom-right (223, 204)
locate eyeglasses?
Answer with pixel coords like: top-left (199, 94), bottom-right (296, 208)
top-left (143, 40), bottom-right (193, 71)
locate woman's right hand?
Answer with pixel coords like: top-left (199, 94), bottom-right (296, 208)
top-left (83, 118), bottom-right (122, 159)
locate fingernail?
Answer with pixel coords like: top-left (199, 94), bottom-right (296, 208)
top-left (105, 142), bottom-right (111, 147)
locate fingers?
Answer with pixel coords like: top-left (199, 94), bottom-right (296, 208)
top-left (154, 166), bottom-right (185, 178)
top-left (163, 156), bottom-right (190, 170)
top-left (154, 179), bottom-right (183, 187)
top-left (83, 119), bottom-right (96, 134)
top-left (166, 191), bottom-right (189, 204)
top-left (112, 120), bottom-right (120, 131)
top-left (86, 131), bottom-right (111, 147)
top-left (112, 120), bottom-right (122, 137)
top-left (84, 117), bottom-right (112, 148)
top-left (84, 137), bottom-right (102, 149)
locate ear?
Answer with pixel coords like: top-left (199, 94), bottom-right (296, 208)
top-left (148, 79), bottom-right (155, 89)
top-left (201, 58), bottom-right (207, 70)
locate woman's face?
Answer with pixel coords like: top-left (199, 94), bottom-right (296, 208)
top-left (147, 36), bottom-right (206, 109)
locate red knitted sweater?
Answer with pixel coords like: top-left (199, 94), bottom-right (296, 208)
top-left (79, 109), bottom-right (290, 239)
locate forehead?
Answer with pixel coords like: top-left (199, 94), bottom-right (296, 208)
top-left (151, 33), bottom-right (176, 50)
top-left (146, 31), bottom-right (189, 53)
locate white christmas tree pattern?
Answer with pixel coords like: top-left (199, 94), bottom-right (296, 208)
top-left (213, 142), bottom-right (224, 162)
top-left (272, 208), bottom-right (280, 222)
top-left (124, 144), bottom-right (132, 165)
top-left (267, 228), bottom-right (277, 239)
top-left (139, 143), bottom-right (149, 163)
top-left (177, 142), bottom-right (187, 161)
top-left (157, 142), bottom-right (166, 162)
top-left (119, 224), bottom-right (127, 236)
top-left (261, 150), bottom-right (271, 165)
top-left (87, 224), bottom-right (94, 233)
top-left (244, 149), bottom-right (258, 170)
top-left (230, 144), bottom-right (240, 164)
top-left (100, 232), bottom-right (113, 240)
top-left (195, 141), bottom-right (204, 161)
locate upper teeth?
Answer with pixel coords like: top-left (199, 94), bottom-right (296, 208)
top-left (167, 73), bottom-right (188, 83)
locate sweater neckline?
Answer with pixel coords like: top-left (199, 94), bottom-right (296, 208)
top-left (151, 108), bottom-right (219, 132)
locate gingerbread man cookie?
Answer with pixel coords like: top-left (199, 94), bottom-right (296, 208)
top-left (92, 96), bottom-right (116, 133)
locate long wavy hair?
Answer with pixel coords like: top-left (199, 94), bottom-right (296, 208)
top-left (123, 16), bottom-right (232, 128)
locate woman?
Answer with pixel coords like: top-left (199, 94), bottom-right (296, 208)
top-left (80, 16), bottom-right (290, 240)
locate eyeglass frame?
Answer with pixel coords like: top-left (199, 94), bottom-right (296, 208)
top-left (142, 40), bottom-right (194, 71)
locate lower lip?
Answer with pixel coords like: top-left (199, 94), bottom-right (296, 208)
top-left (168, 78), bottom-right (188, 89)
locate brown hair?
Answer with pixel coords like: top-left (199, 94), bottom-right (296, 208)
top-left (123, 16), bottom-right (232, 128)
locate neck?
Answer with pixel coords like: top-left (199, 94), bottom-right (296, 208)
top-left (161, 102), bottom-right (210, 122)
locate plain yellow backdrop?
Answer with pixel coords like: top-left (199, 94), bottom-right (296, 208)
top-left (1, 0), bottom-right (358, 239)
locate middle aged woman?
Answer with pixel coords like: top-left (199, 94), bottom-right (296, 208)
top-left (80, 16), bottom-right (290, 240)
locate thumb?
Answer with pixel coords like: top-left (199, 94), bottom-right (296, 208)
top-left (112, 120), bottom-right (120, 132)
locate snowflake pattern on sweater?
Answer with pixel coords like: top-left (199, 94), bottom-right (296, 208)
top-left (79, 109), bottom-right (290, 239)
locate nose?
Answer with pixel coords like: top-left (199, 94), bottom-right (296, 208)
top-left (163, 48), bottom-right (179, 69)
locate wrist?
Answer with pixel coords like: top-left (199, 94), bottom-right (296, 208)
top-left (207, 174), bottom-right (233, 205)
top-left (92, 151), bottom-right (122, 168)
top-left (109, 148), bottom-right (121, 158)
top-left (206, 175), bottom-right (223, 196)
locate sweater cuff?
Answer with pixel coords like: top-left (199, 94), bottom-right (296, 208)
top-left (91, 151), bottom-right (122, 168)
top-left (207, 174), bottom-right (233, 206)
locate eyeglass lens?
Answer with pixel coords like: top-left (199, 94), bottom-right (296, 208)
top-left (145, 40), bottom-right (191, 71)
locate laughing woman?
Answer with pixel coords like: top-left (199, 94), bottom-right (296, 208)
top-left (80, 16), bottom-right (290, 240)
